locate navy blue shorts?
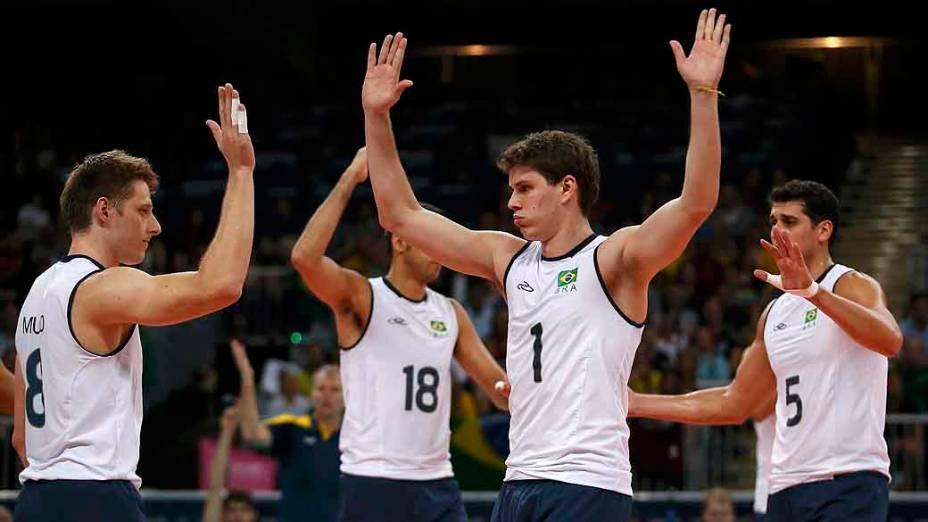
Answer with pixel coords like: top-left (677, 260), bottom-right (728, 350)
top-left (491, 479), bottom-right (632, 522)
top-left (14, 480), bottom-right (144, 522)
top-left (338, 473), bottom-right (466, 522)
top-left (766, 471), bottom-right (889, 522)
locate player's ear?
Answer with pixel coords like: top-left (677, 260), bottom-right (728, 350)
top-left (94, 197), bottom-right (112, 225)
top-left (393, 236), bottom-right (408, 253)
top-left (817, 219), bottom-right (834, 244)
top-left (560, 175), bottom-right (578, 201)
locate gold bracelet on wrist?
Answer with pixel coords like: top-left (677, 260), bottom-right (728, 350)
top-left (694, 85), bottom-right (726, 97)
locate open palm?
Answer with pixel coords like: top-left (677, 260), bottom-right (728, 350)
top-left (671, 9), bottom-right (731, 89)
top-left (362, 32), bottom-right (413, 114)
top-left (755, 227), bottom-right (814, 290)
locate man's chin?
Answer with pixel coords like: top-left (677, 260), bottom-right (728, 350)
top-left (123, 252), bottom-right (147, 266)
top-left (519, 226), bottom-right (542, 241)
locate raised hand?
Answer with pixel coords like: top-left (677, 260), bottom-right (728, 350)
top-left (343, 147), bottom-right (369, 185)
top-left (206, 84), bottom-right (256, 175)
top-left (362, 32), bottom-right (413, 114)
top-left (755, 227), bottom-right (815, 292)
top-left (220, 404), bottom-right (240, 432)
top-left (230, 338), bottom-right (255, 382)
top-left (671, 8), bottom-right (731, 90)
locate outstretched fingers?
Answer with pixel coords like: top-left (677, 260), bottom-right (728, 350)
top-left (712, 13), bottom-right (726, 44)
top-left (703, 8), bottom-right (717, 41)
top-left (392, 36), bottom-right (408, 73)
top-left (760, 238), bottom-right (782, 260)
top-left (721, 24), bottom-right (732, 51)
top-left (378, 34), bottom-right (394, 65)
top-left (367, 42), bottom-right (377, 71)
top-left (387, 32), bottom-right (404, 65)
top-left (695, 8), bottom-right (708, 42)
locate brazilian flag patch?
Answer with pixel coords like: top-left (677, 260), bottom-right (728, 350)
top-left (557, 268), bottom-right (578, 287)
top-left (430, 320), bottom-right (447, 333)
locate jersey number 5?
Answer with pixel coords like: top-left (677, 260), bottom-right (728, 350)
top-left (785, 375), bottom-right (802, 427)
top-left (25, 349), bottom-right (45, 428)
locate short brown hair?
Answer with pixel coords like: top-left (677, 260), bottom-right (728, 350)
top-left (60, 150), bottom-right (159, 233)
top-left (496, 130), bottom-right (600, 216)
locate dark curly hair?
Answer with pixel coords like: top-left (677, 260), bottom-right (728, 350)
top-left (769, 179), bottom-right (840, 244)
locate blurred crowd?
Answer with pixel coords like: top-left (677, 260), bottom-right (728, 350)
top-left (2, 67), bottom-right (927, 495)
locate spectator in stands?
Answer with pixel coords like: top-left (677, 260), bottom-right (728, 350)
top-left (231, 339), bottom-right (342, 522)
top-left (694, 326), bottom-right (730, 386)
top-left (902, 293), bottom-right (928, 354)
top-left (202, 405), bottom-right (258, 522)
top-left (702, 487), bottom-right (736, 522)
top-left (0, 505), bottom-right (12, 522)
top-left (265, 365), bottom-right (312, 418)
top-left (222, 492), bottom-right (259, 522)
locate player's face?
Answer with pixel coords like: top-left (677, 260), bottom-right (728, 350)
top-left (507, 166), bottom-right (563, 241)
top-left (223, 501), bottom-right (257, 522)
top-left (399, 240), bottom-right (442, 283)
top-left (311, 372), bottom-right (344, 420)
top-left (112, 180), bottom-right (161, 265)
top-left (768, 201), bottom-right (830, 260)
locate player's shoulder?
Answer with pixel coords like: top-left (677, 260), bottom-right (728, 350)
top-left (593, 226), bottom-right (639, 268)
top-left (488, 231), bottom-right (531, 266)
top-left (832, 267), bottom-right (883, 299)
top-left (72, 266), bottom-right (148, 306)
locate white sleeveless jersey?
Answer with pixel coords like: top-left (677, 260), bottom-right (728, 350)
top-left (15, 255), bottom-right (144, 488)
top-left (338, 277), bottom-right (459, 480)
top-left (753, 414), bottom-right (775, 514)
top-left (504, 235), bottom-right (644, 495)
top-left (764, 264), bottom-right (890, 494)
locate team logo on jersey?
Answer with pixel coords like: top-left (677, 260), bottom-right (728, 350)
top-left (517, 281), bottom-right (534, 292)
top-left (804, 308), bottom-right (818, 324)
top-left (555, 268), bottom-right (579, 294)
top-left (430, 320), bottom-right (447, 333)
top-left (557, 268), bottom-right (578, 286)
top-left (388, 317), bottom-right (408, 326)
top-left (801, 308), bottom-right (820, 330)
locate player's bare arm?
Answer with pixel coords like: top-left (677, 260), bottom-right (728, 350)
top-left (449, 299), bottom-right (510, 412)
top-left (13, 358), bottom-right (27, 466)
top-left (290, 147), bottom-right (373, 345)
top-left (230, 339), bottom-right (272, 446)
top-left (598, 9), bottom-right (730, 321)
top-left (73, 84), bottom-right (256, 341)
top-left (756, 227), bottom-right (903, 356)
top-left (202, 405), bottom-right (240, 522)
top-left (628, 304), bottom-right (776, 425)
top-left (0, 363), bottom-right (13, 415)
top-left (362, 32), bottom-right (524, 288)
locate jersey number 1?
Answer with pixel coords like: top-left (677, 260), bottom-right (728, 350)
top-left (25, 349), bottom-right (45, 428)
top-left (403, 365), bottom-right (439, 413)
top-left (530, 322), bottom-right (543, 383)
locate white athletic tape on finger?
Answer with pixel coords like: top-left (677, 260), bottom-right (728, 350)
top-left (237, 108), bottom-right (248, 134)
top-left (763, 273), bottom-right (820, 298)
top-left (230, 98), bottom-right (240, 126)
top-left (494, 381), bottom-right (506, 393)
